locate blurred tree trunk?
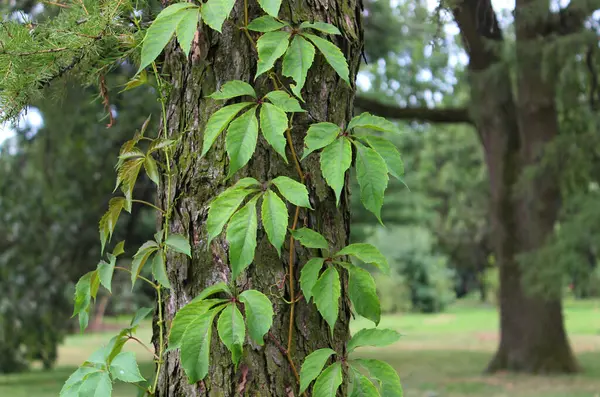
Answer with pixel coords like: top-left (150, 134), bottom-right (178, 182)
top-left (152, 1), bottom-right (363, 395)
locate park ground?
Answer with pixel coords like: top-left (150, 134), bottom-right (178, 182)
top-left (3, 298), bottom-right (600, 396)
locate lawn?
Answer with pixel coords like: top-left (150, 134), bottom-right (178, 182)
top-left (3, 299), bottom-right (600, 396)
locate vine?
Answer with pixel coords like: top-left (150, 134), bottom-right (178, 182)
top-left (57, 0), bottom-right (405, 396)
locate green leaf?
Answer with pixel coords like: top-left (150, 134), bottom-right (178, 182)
top-left (138, 4), bottom-right (195, 73)
top-left (256, 31), bottom-right (291, 78)
top-left (247, 16), bottom-right (287, 32)
top-left (217, 303), bottom-right (246, 366)
top-left (193, 281), bottom-right (233, 302)
top-left (312, 266), bottom-right (341, 335)
top-left (112, 241), bottom-right (126, 256)
top-left (239, 289), bottom-right (274, 345)
top-left (365, 136), bottom-right (404, 180)
top-left (201, 102), bottom-right (254, 158)
top-left (282, 35), bottom-right (315, 98)
top-left (350, 369), bottom-right (380, 397)
top-left (300, 21), bottom-right (341, 35)
top-left (226, 196), bottom-right (259, 280)
top-left (355, 142), bottom-right (388, 223)
top-left (226, 106), bottom-right (259, 177)
top-left (261, 189), bottom-right (288, 256)
top-left (260, 102), bottom-right (289, 162)
top-left (271, 176), bottom-right (312, 208)
top-left (117, 157), bottom-right (145, 208)
top-left (99, 197), bottom-right (126, 254)
top-left (180, 309), bottom-right (220, 383)
top-left (60, 367), bottom-right (100, 397)
top-left (335, 243), bottom-right (389, 274)
top-left (299, 348), bottom-right (336, 393)
top-left (264, 90), bottom-right (305, 112)
top-left (349, 113), bottom-right (398, 133)
top-left (313, 362), bottom-right (343, 397)
top-left (299, 257), bottom-right (324, 303)
top-left (152, 251), bottom-right (171, 289)
top-left (201, 0), bottom-right (235, 32)
top-left (320, 137), bottom-right (352, 205)
top-left (78, 371), bottom-right (112, 397)
top-left (72, 272), bottom-right (93, 332)
top-left (209, 80), bottom-right (257, 100)
top-left (355, 359), bottom-right (403, 397)
top-left (303, 33), bottom-right (349, 84)
top-left (168, 299), bottom-right (227, 350)
top-left (301, 122), bottom-right (341, 160)
top-left (291, 227), bottom-right (328, 249)
top-left (110, 352), bottom-right (145, 383)
top-left (131, 241), bottom-right (159, 288)
top-left (165, 233), bottom-right (192, 257)
top-left (98, 257), bottom-right (116, 293)
top-left (257, 0), bottom-right (282, 17)
top-left (144, 155), bottom-right (160, 186)
top-left (347, 328), bottom-right (400, 353)
top-left (348, 267), bottom-right (380, 325)
top-left (130, 307), bottom-right (154, 328)
top-left (176, 8), bottom-right (200, 56)
top-left (207, 180), bottom-right (258, 243)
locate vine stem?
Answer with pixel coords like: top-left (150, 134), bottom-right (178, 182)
top-left (129, 335), bottom-right (160, 361)
top-left (132, 199), bottom-right (165, 214)
top-left (115, 266), bottom-right (156, 288)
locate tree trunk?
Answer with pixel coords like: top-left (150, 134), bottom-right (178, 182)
top-left (154, 1), bottom-right (363, 395)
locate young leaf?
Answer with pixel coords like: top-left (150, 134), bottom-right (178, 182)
top-left (165, 233), bottom-right (192, 257)
top-left (350, 369), bottom-right (380, 397)
top-left (334, 243), bottom-right (389, 274)
top-left (256, 31), bottom-right (291, 78)
top-left (247, 15), bottom-right (287, 32)
top-left (109, 352), bottom-right (145, 383)
top-left (99, 197), bottom-right (126, 254)
top-left (291, 227), bottom-right (328, 249)
top-left (301, 122), bottom-right (341, 160)
top-left (98, 258), bottom-right (116, 293)
top-left (201, 0), bottom-right (235, 32)
top-left (257, 0), bottom-right (282, 17)
top-left (180, 309), bottom-right (220, 383)
top-left (130, 307), bottom-right (154, 328)
top-left (168, 299), bottom-right (227, 350)
top-left (131, 241), bottom-right (159, 288)
top-left (138, 4), bottom-right (195, 73)
top-left (209, 80), bottom-right (257, 100)
top-left (264, 90), bottom-right (305, 112)
top-left (320, 137), bottom-right (352, 205)
top-left (355, 142), bottom-right (388, 223)
top-left (78, 371), bottom-right (112, 397)
top-left (226, 197), bottom-right (259, 280)
top-left (300, 257), bottom-right (325, 303)
top-left (226, 106), bottom-right (259, 177)
top-left (201, 102), bottom-right (254, 158)
top-left (312, 266), bottom-right (341, 335)
top-left (299, 348), bottom-right (336, 393)
top-left (355, 359), bottom-right (403, 397)
top-left (152, 251), bottom-right (171, 289)
top-left (239, 289), bottom-right (274, 345)
top-left (261, 189), bottom-right (288, 256)
top-left (303, 33), bottom-right (349, 84)
top-left (313, 362), bottom-right (343, 397)
top-left (348, 267), bottom-right (380, 325)
top-left (271, 176), bottom-right (312, 208)
top-left (113, 241), bottom-right (126, 256)
top-left (300, 21), bottom-right (341, 35)
top-left (217, 304), bottom-right (246, 366)
top-left (207, 180), bottom-right (258, 243)
top-left (176, 7), bottom-right (201, 56)
top-left (365, 136), bottom-right (404, 180)
top-left (347, 328), bottom-right (401, 353)
top-left (260, 102), bottom-right (289, 162)
top-left (144, 155), bottom-right (160, 186)
top-left (193, 282), bottom-right (233, 302)
top-left (117, 157), bottom-right (145, 208)
top-left (282, 35), bottom-right (315, 98)
top-left (348, 113), bottom-right (398, 133)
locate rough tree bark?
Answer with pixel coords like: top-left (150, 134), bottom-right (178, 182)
top-left (153, 0), bottom-right (363, 395)
top-left (356, 0), bottom-right (583, 374)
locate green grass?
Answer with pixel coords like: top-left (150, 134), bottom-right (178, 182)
top-left (3, 299), bottom-right (600, 396)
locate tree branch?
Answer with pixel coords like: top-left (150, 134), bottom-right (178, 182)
top-left (545, 0), bottom-right (600, 36)
top-left (354, 96), bottom-right (472, 124)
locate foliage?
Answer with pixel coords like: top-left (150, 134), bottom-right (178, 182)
top-left (0, 0), bottom-right (406, 395)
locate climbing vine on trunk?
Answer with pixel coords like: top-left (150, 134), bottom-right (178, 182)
top-left (0, 1), bottom-right (404, 396)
